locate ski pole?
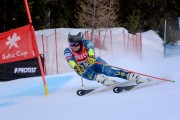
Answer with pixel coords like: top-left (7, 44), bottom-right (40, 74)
top-left (95, 62), bottom-right (175, 83)
top-left (81, 77), bottom-right (84, 86)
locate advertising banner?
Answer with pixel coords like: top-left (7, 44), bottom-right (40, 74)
top-left (0, 24), bottom-right (39, 64)
top-left (164, 44), bottom-right (180, 57)
top-left (0, 55), bottom-right (44, 81)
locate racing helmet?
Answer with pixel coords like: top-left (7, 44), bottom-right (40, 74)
top-left (68, 32), bottom-right (84, 42)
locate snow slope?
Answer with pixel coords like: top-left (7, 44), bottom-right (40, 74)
top-left (0, 28), bottom-right (180, 120)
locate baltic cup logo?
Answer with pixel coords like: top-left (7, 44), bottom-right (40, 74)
top-left (2, 32), bottom-right (28, 60)
top-left (6, 33), bottom-right (21, 49)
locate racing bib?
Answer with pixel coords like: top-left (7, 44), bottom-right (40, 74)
top-left (72, 45), bottom-right (88, 63)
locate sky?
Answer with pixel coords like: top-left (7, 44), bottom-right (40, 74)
top-left (0, 28), bottom-right (180, 120)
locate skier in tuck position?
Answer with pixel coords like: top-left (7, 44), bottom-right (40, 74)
top-left (64, 32), bottom-right (147, 86)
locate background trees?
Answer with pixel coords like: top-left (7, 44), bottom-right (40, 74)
top-left (45, 0), bottom-right (76, 28)
top-left (0, 0), bottom-right (46, 32)
top-left (74, 0), bottom-right (119, 28)
top-left (0, 0), bottom-right (180, 37)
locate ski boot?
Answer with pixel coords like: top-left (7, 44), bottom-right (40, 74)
top-left (128, 73), bottom-right (148, 84)
top-left (95, 74), bottom-right (116, 86)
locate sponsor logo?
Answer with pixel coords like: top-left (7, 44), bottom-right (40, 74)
top-left (1, 32), bottom-right (29, 61)
top-left (6, 33), bottom-right (21, 49)
top-left (74, 51), bottom-right (88, 61)
top-left (2, 51), bottom-right (28, 60)
top-left (64, 53), bottom-right (72, 58)
top-left (14, 67), bottom-right (37, 73)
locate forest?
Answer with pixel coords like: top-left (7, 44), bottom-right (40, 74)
top-left (0, 0), bottom-right (180, 37)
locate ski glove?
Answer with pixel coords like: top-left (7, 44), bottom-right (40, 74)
top-left (74, 64), bottom-right (85, 75)
top-left (86, 56), bottom-right (96, 65)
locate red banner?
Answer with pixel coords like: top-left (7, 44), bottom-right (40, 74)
top-left (0, 24), bottom-right (39, 64)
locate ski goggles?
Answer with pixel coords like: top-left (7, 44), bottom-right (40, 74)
top-left (69, 42), bottom-right (81, 47)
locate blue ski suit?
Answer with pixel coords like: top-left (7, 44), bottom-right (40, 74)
top-left (64, 39), bottom-right (129, 81)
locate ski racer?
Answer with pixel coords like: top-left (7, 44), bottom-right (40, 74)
top-left (64, 32), bottom-right (147, 86)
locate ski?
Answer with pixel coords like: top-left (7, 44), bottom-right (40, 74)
top-left (113, 78), bottom-right (162, 93)
top-left (113, 85), bottom-right (136, 93)
top-left (77, 89), bottom-right (95, 96)
top-left (76, 78), bottom-right (161, 96)
top-left (112, 80), bottom-right (137, 93)
top-left (76, 80), bottom-right (136, 96)
top-left (76, 85), bottom-right (136, 96)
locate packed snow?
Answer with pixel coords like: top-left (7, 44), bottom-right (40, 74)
top-left (0, 28), bottom-right (180, 120)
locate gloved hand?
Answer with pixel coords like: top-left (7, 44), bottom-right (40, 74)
top-left (86, 56), bottom-right (96, 65)
top-left (74, 64), bottom-right (85, 75)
